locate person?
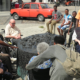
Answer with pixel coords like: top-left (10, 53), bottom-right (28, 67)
top-left (72, 10), bottom-right (80, 53)
top-left (64, 11), bottom-right (77, 47)
top-left (75, 10), bottom-right (80, 27)
top-left (0, 40), bottom-right (17, 73)
top-left (0, 60), bottom-right (12, 80)
top-left (57, 9), bottom-right (72, 36)
top-left (46, 5), bottom-right (63, 34)
top-left (25, 42), bottom-right (52, 80)
top-left (29, 42), bottom-right (52, 69)
top-left (5, 19), bottom-right (21, 39)
top-left (26, 36), bottom-right (73, 80)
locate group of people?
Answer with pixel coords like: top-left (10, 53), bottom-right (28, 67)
top-left (0, 19), bottom-right (21, 80)
top-left (46, 4), bottom-right (80, 51)
top-left (25, 6), bottom-right (80, 80)
top-left (1, 4), bottom-right (80, 80)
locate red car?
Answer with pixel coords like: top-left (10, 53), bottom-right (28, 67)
top-left (10, 2), bottom-right (54, 21)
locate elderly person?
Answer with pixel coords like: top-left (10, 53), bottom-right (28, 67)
top-left (29, 42), bottom-right (52, 69)
top-left (25, 42), bottom-right (52, 80)
top-left (5, 19), bottom-right (21, 39)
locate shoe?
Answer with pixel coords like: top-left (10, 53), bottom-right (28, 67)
top-left (67, 45), bottom-right (70, 48)
top-left (10, 57), bottom-right (17, 63)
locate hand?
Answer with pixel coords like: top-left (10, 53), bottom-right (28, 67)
top-left (49, 21), bottom-right (51, 24)
top-left (56, 20), bottom-right (59, 23)
top-left (61, 24), bottom-right (64, 27)
top-left (10, 46), bottom-right (18, 49)
top-left (17, 36), bottom-right (21, 39)
top-left (14, 36), bottom-right (18, 39)
top-left (0, 68), bottom-right (3, 74)
top-left (25, 64), bottom-right (27, 69)
top-left (78, 41), bottom-right (80, 45)
top-left (68, 31), bottom-right (70, 35)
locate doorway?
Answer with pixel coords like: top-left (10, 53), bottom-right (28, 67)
top-left (0, 0), bottom-right (10, 11)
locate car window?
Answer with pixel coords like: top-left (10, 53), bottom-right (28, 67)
top-left (40, 4), bottom-right (49, 9)
top-left (23, 4), bottom-right (30, 9)
top-left (31, 4), bottom-right (39, 9)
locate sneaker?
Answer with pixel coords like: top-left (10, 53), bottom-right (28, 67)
top-left (10, 57), bottom-right (17, 63)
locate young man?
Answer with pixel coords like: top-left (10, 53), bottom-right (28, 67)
top-left (57, 9), bottom-right (72, 36)
top-left (72, 10), bottom-right (80, 53)
top-left (64, 11), bottom-right (77, 47)
top-left (46, 5), bottom-right (63, 34)
top-left (5, 19), bottom-right (21, 39)
top-left (26, 36), bottom-right (73, 80)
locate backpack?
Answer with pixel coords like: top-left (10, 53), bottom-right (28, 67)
top-left (57, 44), bottom-right (80, 78)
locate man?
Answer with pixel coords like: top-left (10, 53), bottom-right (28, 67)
top-left (5, 19), bottom-right (21, 39)
top-left (0, 40), bottom-right (17, 73)
top-left (64, 11), bottom-right (77, 47)
top-left (57, 9), bottom-right (72, 36)
top-left (26, 36), bottom-right (73, 80)
top-left (46, 5), bottom-right (63, 34)
top-left (0, 60), bottom-right (12, 80)
top-left (75, 10), bottom-right (80, 27)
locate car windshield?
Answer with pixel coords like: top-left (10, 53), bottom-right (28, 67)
top-left (40, 3), bottom-right (49, 9)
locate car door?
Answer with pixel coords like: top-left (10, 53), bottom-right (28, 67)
top-left (19, 4), bottom-right (30, 17)
top-left (29, 4), bottom-right (39, 17)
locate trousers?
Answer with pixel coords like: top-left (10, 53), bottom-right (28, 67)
top-left (0, 53), bottom-right (12, 73)
top-left (64, 28), bottom-right (74, 46)
top-left (46, 20), bottom-right (57, 34)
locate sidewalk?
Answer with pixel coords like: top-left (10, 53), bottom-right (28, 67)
top-left (0, 11), bottom-right (10, 16)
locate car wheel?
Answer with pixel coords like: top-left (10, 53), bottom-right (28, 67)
top-left (38, 15), bottom-right (44, 21)
top-left (13, 13), bottom-right (19, 20)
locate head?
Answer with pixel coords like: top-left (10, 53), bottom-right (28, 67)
top-left (9, 19), bottom-right (16, 28)
top-left (53, 5), bottom-right (57, 11)
top-left (37, 42), bottom-right (49, 55)
top-left (65, 9), bottom-right (69, 15)
top-left (72, 11), bottom-right (77, 17)
top-left (54, 36), bottom-right (65, 45)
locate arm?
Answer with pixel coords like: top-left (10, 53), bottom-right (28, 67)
top-left (49, 16), bottom-right (54, 23)
top-left (5, 35), bottom-right (16, 39)
top-left (26, 46), bottom-right (55, 70)
top-left (56, 14), bottom-right (63, 22)
top-left (64, 21), bottom-right (71, 25)
top-left (68, 22), bottom-right (73, 34)
top-left (61, 19), bottom-right (65, 27)
top-left (0, 40), bottom-right (18, 49)
top-left (76, 19), bottom-right (79, 27)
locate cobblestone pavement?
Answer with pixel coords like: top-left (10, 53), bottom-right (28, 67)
top-left (0, 16), bottom-right (10, 25)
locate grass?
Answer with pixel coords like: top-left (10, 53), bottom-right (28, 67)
top-left (39, 26), bottom-right (44, 28)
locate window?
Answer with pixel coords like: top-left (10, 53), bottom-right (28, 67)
top-left (40, 4), bottom-right (49, 9)
top-left (31, 4), bottom-right (39, 9)
top-left (23, 4), bottom-right (30, 9)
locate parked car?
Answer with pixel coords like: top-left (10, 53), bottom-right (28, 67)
top-left (10, 2), bottom-right (54, 21)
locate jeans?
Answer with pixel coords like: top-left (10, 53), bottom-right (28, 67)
top-left (64, 28), bottom-right (74, 46)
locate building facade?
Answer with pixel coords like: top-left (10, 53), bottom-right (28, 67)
top-left (0, 0), bottom-right (10, 11)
